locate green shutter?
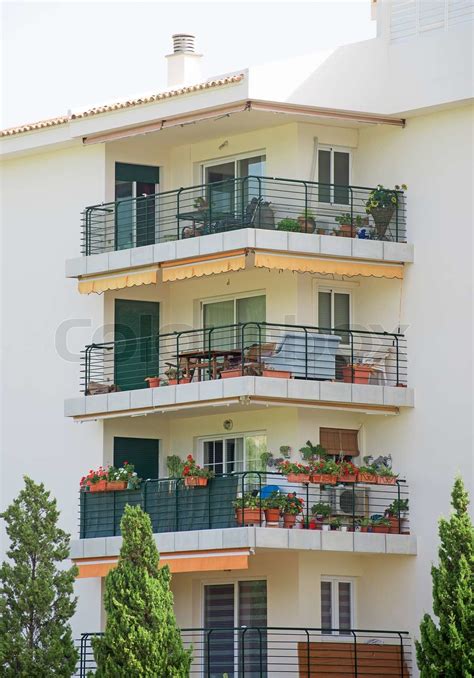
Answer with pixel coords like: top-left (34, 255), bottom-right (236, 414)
top-left (114, 299), bottom-right (160, 391)
top-left (115, 162), bottom-right (159, 184)
top-left (113, 437), bottom-right (159, 480)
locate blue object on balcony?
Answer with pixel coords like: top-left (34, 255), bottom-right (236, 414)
top-left (260, 485), bottom-right (281, 499)
top-left (263, 332), bottom-right (341, 380)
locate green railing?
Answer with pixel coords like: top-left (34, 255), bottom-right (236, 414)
top-left (81, 176), bottom-right (407, 254)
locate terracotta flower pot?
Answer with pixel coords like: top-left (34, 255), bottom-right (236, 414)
top-left (357, 472), bottom-right (378, 484)
top-left (262, 369), bottom-right (292, 379)
top-left (359, 526), bottom-right (369, 533)
top-left (372, 525), bottom-right (390, 534)
top-left (106, 481), bottom-right (127, 491)
top-left (184, 476), bottom-right (208, 487)
top-left (342, 365), bottom-right (373, 384)
top-left (283, 513), bottom-right (297, 529)
top-left (377, 476), bottom-right (397, 485)
top-left (287, 473), bottom-right (311, 484)
top-left (338, 474), bottom-right (357, 483)
top-left (298, 216), bottom-right (316, 234)
top-left (89, 480), bottom-right (107, 492)
top-left (311, 473), bottom-right (338, 485)
top-left (339, 223), bottom-right (354, 238)
top-left (235, 508), bottom-right (262, 526)
top-left (387, 517), bottom-right (401, 533)
top-left (220, 369), bottom-right (242, 379)
top-left (145, 377), bottom-right (160, 388)
top-left (169, 377), bottom-right (192, 385)
top-left (264, 508), bottom-right (281, 523)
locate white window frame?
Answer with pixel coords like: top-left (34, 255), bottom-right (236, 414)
top-left (316, 286), bottom-right (352, 347)
top-left (200, 151), bottom-right (267, 184)
top-left (200, 291), bottom-right (266, 326)
top-left (317, 145), bottom-right (352, 207)
top-left (198, 431), bottom-right (267, 475)
top-left (320, 576), bottom-right (356, 635)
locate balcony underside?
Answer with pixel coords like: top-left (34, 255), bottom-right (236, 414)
top-left (67, 229), bottom-right (413, 288)
top-left (65, 377), bottom-right (414, 420)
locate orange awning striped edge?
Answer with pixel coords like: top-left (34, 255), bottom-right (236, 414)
top-left (253, 252), bottom-right (403, 279)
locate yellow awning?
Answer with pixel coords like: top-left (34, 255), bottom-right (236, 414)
top-left (162, 254), bottom-right (246, 282)
top-left (78, 268), bottom-right (159, 294)
top-left (254, 252), bottom-right (403, 279)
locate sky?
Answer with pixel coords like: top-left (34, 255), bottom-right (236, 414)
top-left (1, 0), bottom-right (376, 129)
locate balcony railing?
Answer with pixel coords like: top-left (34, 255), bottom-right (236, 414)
top-left (81, 322), bottom-right (407, 394)
top-left (79, 471), bottom-right (410, 540)
top-left (77, 627), bottom-right (412, 676)
top-left (81, 176), bottom-right (407, 255)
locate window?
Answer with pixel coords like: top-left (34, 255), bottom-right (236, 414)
top-left (318, 146), bottom-right (351, 204)
top-left (318, 288), bottom-right (351, 345)
top-left (202, 434), bottom-right (267, 475)
top-left (203, 154), bottom-right (266, 213)
top-left (202, 294), bottom-right (266, 350)
top-left (321, 578), bottom-right (354, 634)
top-left (319, 428), bottom-right (359, 458)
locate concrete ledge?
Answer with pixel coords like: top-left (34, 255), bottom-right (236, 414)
top-left (66, 229), bottom-right (414, 279)
top-left (71, 530), bottom-right (416, 560)
top-left (65, 379), bottom-right (414, 419)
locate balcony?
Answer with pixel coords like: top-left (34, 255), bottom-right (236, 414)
top-left (67, 177), bottom-right (411, 284)
top-left (65, 322), bottom-right (412, 419)
top-left (78, 627), bottom-right (413, 677)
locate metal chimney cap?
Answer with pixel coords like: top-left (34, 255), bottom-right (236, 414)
top-left (172, 34), bottom-right (196, 54)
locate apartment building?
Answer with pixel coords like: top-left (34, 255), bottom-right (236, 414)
top-left (1, 1), bottom-right (473, 675)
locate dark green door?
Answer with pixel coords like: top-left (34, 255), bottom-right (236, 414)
top-left (114, 299), bottom-right (160, 391)
top-left (115, 163), bottom-right (160, 250)
top-left (114, 437), bottom-right (159, 480)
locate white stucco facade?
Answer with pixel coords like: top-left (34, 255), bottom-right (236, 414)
top-left (1, 2), bottom-right (473, 675)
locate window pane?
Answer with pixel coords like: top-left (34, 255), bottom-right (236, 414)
top-left (334, 152), bottom-right (350, 205)
top-left (238, 296), bottom-right (266, 346)
top-left (321, 581), bottom-right (333, 631)
top-left (205, 162), bottom-right (235, 215)
top-left (334, 293), bottom-right (350, 344)
top-left (338, 582), bottom-right (352, 633)
top-left (228, 438), bottom-right (244, 474)
top-left (246, 435), bottom-right (267, 473)
top-left (318, 291), bottom-right (332, 330)
top-left (204, 584), bottom-right (235, 678)
top-left (239, 156), bottom-right (266, 204)
top-left (204, 300), bottom-right (235, 351)
top-left (318, 150), bottom-right (331, 203)
top-left (204, 440), bottom-right (224, 475)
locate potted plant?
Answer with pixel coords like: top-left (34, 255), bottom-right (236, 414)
top-left (277, 217), bottom-right (300, 232)
top-left (371, 516), bottom-right (391, 534)
top-left (181, 455), bottom-right (214, 487)
top-left (166, 454), bottom-right (183, 479)
top-left (298, 209), bottom-right (316, 233)
top-left (279, 445), bottom-right (291, 458)
top-left (357, 465), bottom-right (378, 484)
top-left (107, 462), bottom-right (135, 491)
top-left (376, 465), bottom-right (398, 485)
top-left (385, 499), bottom-right (409, 533)
top-left (144, 376), bottom-right (160, 388)
top-left (220, 366), bottom-right (243, 379)
top-left (261, 367), bottom-right (292, 379)
top-left (277, 460), bottom-right (311, 484)
top-left (263, 491), bottom-right (283, 524)
top-left (329, 516), bottom-right (343, 531)
top-left (337, 460), bottom-right (358, 483)
top-left (310, 502), bottom-right (332, 530)
top-left (80, 466), bottom-right (108, 493)
top-left (310, 458), bottom-right (339, 485)
top-left (357, 517), bottom-right (372, 533)
top-left (365, 184), bottom-right (406, 240)
top-left (193, 196), bottom-right (208, 210)
top-left (233, 493), bottom-right (263, 525)
top-left (281, 492), bottom-right (304, 528)
top-left (260, 451), bottom-right (274, 469)
top-left (342, 363), bottom-right (373, 384)
top-left (299, 440), bottom-right (327, 464)
top-left (165, 366), bottom-right (191, 385)
top-left (335, 213), bottom-right (354, 238)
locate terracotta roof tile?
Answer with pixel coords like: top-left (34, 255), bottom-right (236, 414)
top-left (1, 74), bottom-right (244, 138)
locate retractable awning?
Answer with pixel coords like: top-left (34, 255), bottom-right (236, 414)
top-left (254, 252), bottom-right (403, 279)
top-left (78, 267), bottom-right (159, 294)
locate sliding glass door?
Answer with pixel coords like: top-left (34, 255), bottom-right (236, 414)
top-left (202, 295), bottom-right (266, 351)
top-left (203, 155), bottom-right (266, 219)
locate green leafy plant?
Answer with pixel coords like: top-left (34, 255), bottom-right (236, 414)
top-left (91, 505), bottom-right (192, 676)
top-left (311, 458), bottom-right (339, 475)
top-left (311, 502), bottom-right (332, 519)
top-left (281, 493), bottom-right (304, 515)
top-left (299, 440), bottom-right (327, 463)
top-left (416, 477), bottom-right (474, 677)
top-left (260, 451), bottom-right (274, 468)
top-left (329, 516), bottom-right (343, 529)
top-left (385, 499), bottom-right (409, 517)
top-left (166, 455), bottom-right (183, 479)
top-left (279, 445), bottom-right (291, 458)
top-left (262, 491), bottom-right (284, 510)
top-left (182, 455), bottom-right (214, 480)
top-left (358, 464), bottom-right (378, 475)
top-left (371, 516), bottom-right (391, 527)
top-left (0, 477), bottom-right (78, 676)
top-left (365, 184), bottom-right (406, 212)
top-left (277, 460), bottom-right (310, 476)
top-left (335, 213), bottom-right (352, 225)
top-left (80, 465), bottom-right (108, 488)
top-left (377, 465), bottom-right (398, 479)
top-left (233, 493), bottom-right (261, 510)
top-left (357, 517), bottom-right (372, 528)
top-left (277, 218), bottom-right (300, 232)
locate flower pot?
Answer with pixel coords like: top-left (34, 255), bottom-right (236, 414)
top-left (372, 525), bottom-right (390, 534)
top-left (339, 223), bottom-right (354, 238)
top-left (89, 480), bottom-right (107, 492)
top-left (387, 517), bottom-right (401, 533)
top-left (145, 377), bottom-right (160, 388)
top-left (369, 206), bottom-right (395, 240)
top-left (184, 476), bottom-right (208, 487)
top-left (357, 472), bottom-right (378, 484)
top-left (311, 473), bottom-right (338, 485)
top-left (338, 474), bottom-right (357, 483)
top-left (377, 476), bottom-right (397, 485)
top-left (220, 369), bottom-right (243, 379)
top-left (235, 508), bottom-right (263, 526)
top-left (287, 473), bottom-right (311, 484)
top-left (262, 369), bottom-right (292, 379)
top-left (360, 526), bottom-right (369, 533)
top-left (283, 514), bottom-right (297, 529)
top-left (298, 216), bottom-right (316, 234)
top-left (342, 365), bottom-right (373, 384)
top-left (309, 521), bottom-right (317, 530)
top-left (169, 377), bottom-right (192, 385)
top-left (106, 481), bottom-right (127, 491)
top-left (264, 508), bottom-right (281, 523)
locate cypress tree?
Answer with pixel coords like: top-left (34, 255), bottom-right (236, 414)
top-left (0, 476), bottom-right (78, 677)
top-left (416, 476), bottom-right (474, 677)
top-left (92, 504), bottom-right (192, 677)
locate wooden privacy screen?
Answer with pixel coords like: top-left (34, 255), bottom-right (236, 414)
top-left (320, 428), bottom-right (360, 457)
top-left (297, 641), bottom-right (408, 677)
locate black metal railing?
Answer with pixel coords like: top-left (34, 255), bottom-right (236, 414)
top-left (79, 470), bottom-right (410, 540)
top-left (81, 322), bottom-right (407, 394)
top-left (77, 627), bottom-right (412, 676)
top-left (81, 176), bottom-right (407, 255)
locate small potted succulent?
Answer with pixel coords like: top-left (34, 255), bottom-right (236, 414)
top-left (365, 184), bottom-right (406, 240)
top-left (385, 499), bottom-right (409, 533)
top-left (144, 376), bottom-right (160, 388)
top-left (277, 217), bottom-right (300, 232)
top-left (371, 516), bottom-right (391, 534)
top-left (298, 208), bottom-right (316, 233)
top-left (337, 460), bottom-right (358, 483)
top-left (233, 493), bottom-right (263, 526)
top-left (263, 491), bottom-right (283, 524)
top-left (181, 454), bottom-right (214, 487)
top-left (310, 502), bottom-right (332, 530)
top-left (310, 458), bottom-right (339, 485)
top-left (277, 460), bottom-right (311, 484)
top-left (376, 465), bottom-right (398, 485)
top-left (281, 492), bottom-right (304, 528)
top-left (357, 465), bottom-right (378, 484)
